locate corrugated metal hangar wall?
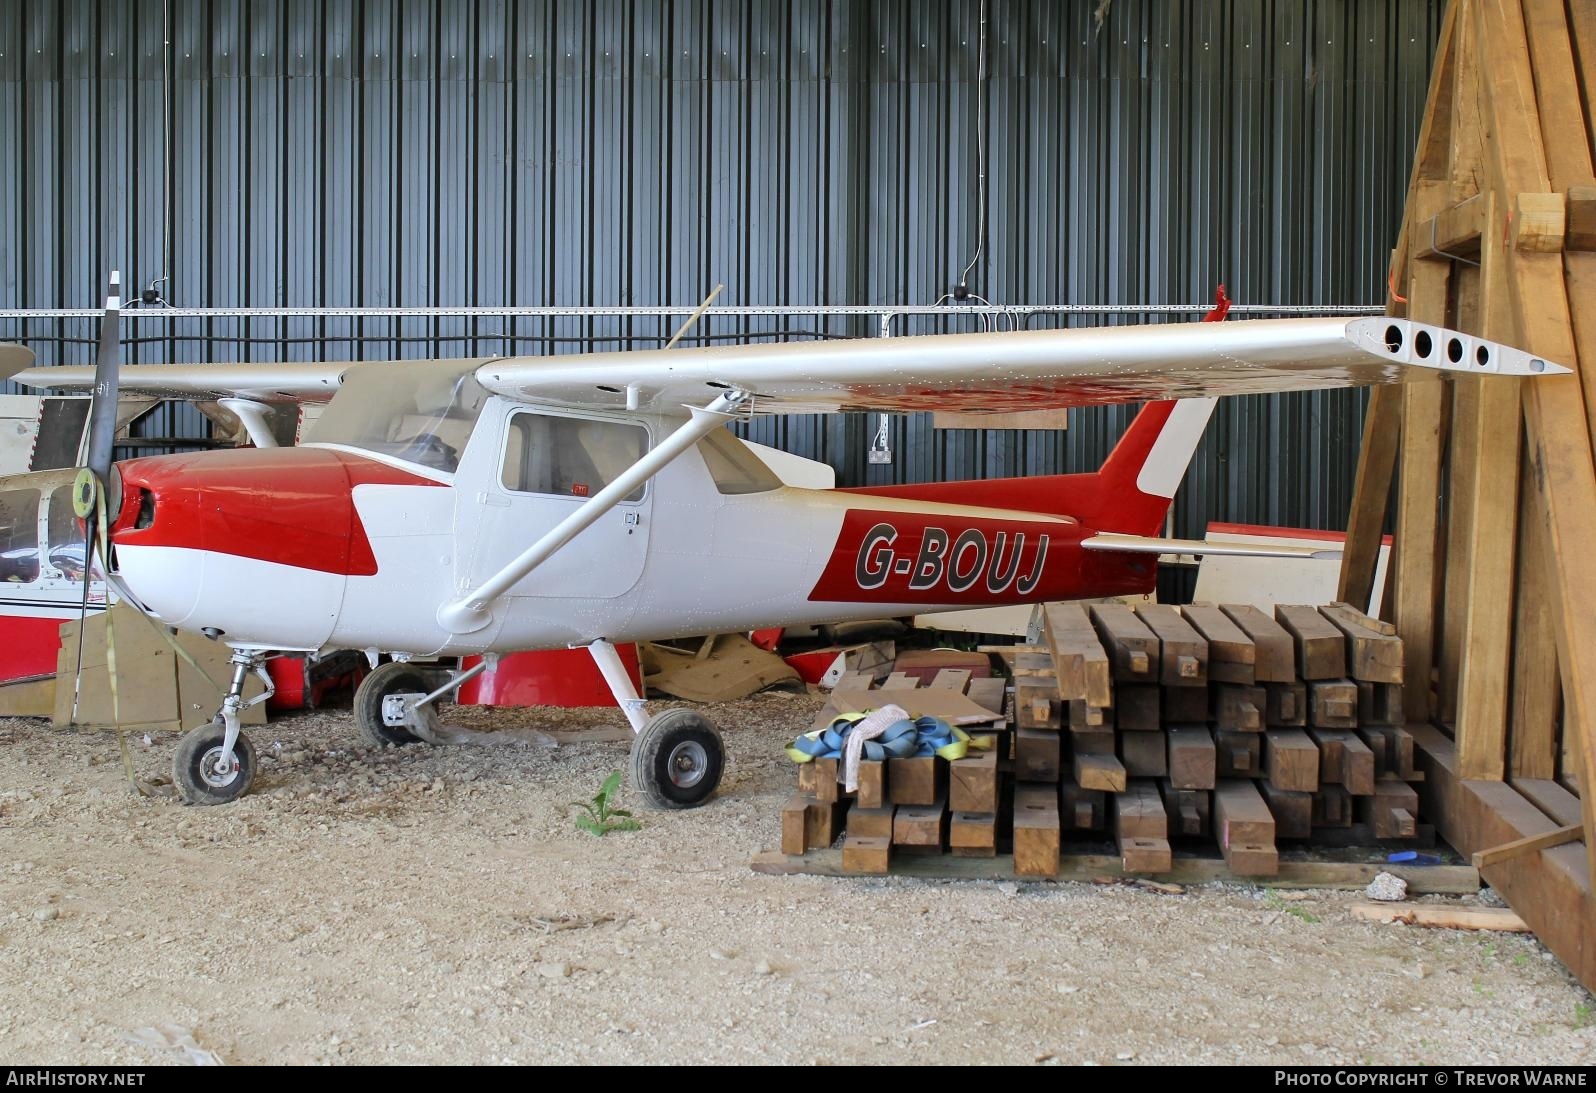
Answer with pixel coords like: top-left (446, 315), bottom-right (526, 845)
top-left (0, 0), bottom-right (1441, 541)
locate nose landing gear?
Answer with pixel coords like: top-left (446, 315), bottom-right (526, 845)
top-left (173, 650), bottom-right (274, 805)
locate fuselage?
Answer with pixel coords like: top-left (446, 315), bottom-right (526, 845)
top-left (104, 388), bottom-right (1155, 658)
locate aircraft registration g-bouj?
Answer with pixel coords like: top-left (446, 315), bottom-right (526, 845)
top-left (6, 277), bottom-right (1567, 808)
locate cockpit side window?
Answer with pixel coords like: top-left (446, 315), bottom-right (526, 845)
top-left (698, 428), bottom-right (783, 495)
top-left (500, 412), bottom-right (648, 502)
top-left (46, 485), bottom-right (87, 582)
top-left (0, 488), bottom-right (41, 585)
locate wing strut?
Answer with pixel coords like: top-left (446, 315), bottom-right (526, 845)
top-left (435, 388), bottom-right (752, 635)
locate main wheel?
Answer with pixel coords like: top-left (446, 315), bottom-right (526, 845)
top-left (629, 709), bottom-right (725, 809)
top-left (353, 661), bottom-right (437, 747)
top-left (173, 722), bottom-right (257, 806)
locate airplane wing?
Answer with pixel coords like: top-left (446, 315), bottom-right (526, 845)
top-left (473, 317), bottom-right (1564, 415)
top-left (0, 344), bottom-right (36, 381)
top-left (12, 358), bottom-right (496, 404)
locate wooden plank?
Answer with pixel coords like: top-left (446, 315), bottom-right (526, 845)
top-left (1261, 784), bottom-right (1314, 839)
top-left (1312, 729), bottom-right (1377, 796)
top-left (840, 835), bottom-right (890, 875)
top-left (948, 748), bottom-right (999, 813)
top-left (1135, 605), bottom-right (1209, 687)
top-left (1313, 785), bottom-right (1354, 828)
top-left (1411, 722), bottom-right (1595, 990)
top-left (1514, 778), bottom-right (1584, 827)
top-left (856, 759), bottom-right (887, 810)
top-left (1014, 727), bottom-right (1061, 783)
top-left (812, 757), bottom-right (841, 804)
top-left (1160, 781), bottom-right (1210, 837)
top-left (1214, 731), bottom-right (1261, 778)
top-left (1213, 780), bottom-right (1279, 876)
top-left (1265, 729), bottom-right (1321, 793)
top-left (1471, 823), bottom-right (1582, 869)
top-left (1395, 180), bottom-right (1453, 724)
top-left (1213, 684), bottom-right (1266, 732)
top-left (1319, 602), bottom-right (1405, 684)
top-left (1455, 180), bottom-right (1524, 779)
top-left (805, 799), bottom-right (846, 850)
top-left (1059, 780), bottom-right (1107, 830)
top-left (1088, 604), bottom-right (1159, 683)
top-left (833, 669), bottom-right (876, 692)
top-left (1014, 681), bottom-right (1060, 730)
top-left (751, 850), bottom-right (1482, 893)
top-left (1357, 682), bottom-right (1405, 727)
top-left (928, 668), bottom-right (972, 693)
top-left (1067, 699), bottom-right (1110, 729)
top-left (1351, 903), bottom-right (1530, 932)
top-left (1181, 604), bottom-right (1256, 684)
top-left (1116, 781), bottom-right (1172, 874)
top-left (1310, 680), bottom-right (1360, 729)
top-left (1115, 683), bottom-right (1162, 732)
top-left (891, 797), bottom-right (947, 852)
top-left (1439, 370), bottom-right (1480, 726)
top-left (1069, 726), bottom-right (1115, 757)
top-left (1042, 602), bottom-right (1113, 707)
top-left (965, 676), bottom-right (1007, 716)
top-left (846, 804), bottom-right (895, 840)
top-left (1167, 726), bottom-right (1216, 790)
top-left (886, 755), bottom-right (942, 806)
top-left (1509, 456), bottom-right (1561, 781)
top-left (781, 794), bottom-right (812, 854)
top-left (1337, 383), bottom-right (1403, 612)
top-left (1264, 681), bottom-right (1308, 728)
top-left (1012, 783), bottom-right (1061, 877)
top-left (1219, 605), bottom-right (1298, 682)
top-left (1358, 775), bottom-right (1420, 839)
top-left (948, 811), bottom-right (998, 858)
top-left (1074, 751), bottom-right (1127, 794)
top-left (881, 672), bottom-right (919, 691)
top-left (1569, 186), bottom-right (1596, 251)
top-left (1412, 192), bottom-right (1486, 260)
top-left (1274, 605), bottom-right (1348, 680)
top-left (1119, 730), bottom-right (1167, 778)
top-left (1162, 685), bottom-right (1210, 724)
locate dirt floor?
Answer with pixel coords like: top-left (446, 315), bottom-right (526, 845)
top-left (0, 692), bottom-right (1592, 1066)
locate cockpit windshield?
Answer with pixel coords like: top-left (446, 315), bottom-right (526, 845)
top-left (305, 359), bottom-right (490, 472)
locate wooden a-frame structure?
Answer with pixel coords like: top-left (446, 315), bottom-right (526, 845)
top-left (1338, 0), bottom-right (1595, 990)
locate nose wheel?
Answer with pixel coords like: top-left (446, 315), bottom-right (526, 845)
top-left (173, 721), bottom-right (258, 805)
top-left (629, 709), bottom-right (725, 809)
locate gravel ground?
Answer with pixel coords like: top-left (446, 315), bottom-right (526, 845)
top-left (0, 693), bottom-right (1592, 1066)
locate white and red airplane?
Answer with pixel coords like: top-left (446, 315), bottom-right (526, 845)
top-left (11, 284), bottom-right (1562, 808)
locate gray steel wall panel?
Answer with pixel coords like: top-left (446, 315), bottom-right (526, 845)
top-left (0, 0), bottom-right (1441, 537)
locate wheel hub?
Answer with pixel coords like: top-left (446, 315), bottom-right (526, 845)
top-left (666, 740), bottom-right (709, 788)
top-left (198, 746), bottom-right (241, 789)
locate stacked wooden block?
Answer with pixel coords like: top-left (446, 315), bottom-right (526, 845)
top-left (780, 668), bottom-right (1007, 875)
top-left (779, 600), bottom-right (1422, 880)
top-left (1009, 601), bottom-right (1419, 878)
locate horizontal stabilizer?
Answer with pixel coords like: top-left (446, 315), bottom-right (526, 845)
top-left (1081, 533), bottom-right (1343, 560)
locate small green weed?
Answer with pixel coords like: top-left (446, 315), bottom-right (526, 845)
top-left (1575, 1002), bottom-right (1593, 1030)
top-left (571, 771), bottom-right (641, 837)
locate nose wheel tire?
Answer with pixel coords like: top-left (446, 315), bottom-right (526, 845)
top-left (353, 661), bottom-right (436, 747)
top-left (629, 709), bottom-right (725, 809)
top-left (173, 723), bottom-right (258, 806)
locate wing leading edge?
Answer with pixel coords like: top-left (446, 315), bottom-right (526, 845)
top-left (474, 317), bottom-right (1565, 414)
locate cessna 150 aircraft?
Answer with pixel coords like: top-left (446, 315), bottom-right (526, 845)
top-left (7, 278), bottom-right (1565, 808)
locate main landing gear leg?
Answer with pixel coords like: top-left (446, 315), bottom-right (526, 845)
top-left (173, 650), bottom-right (274, 806)
top-left (586, 638), bottom-right (725, 810)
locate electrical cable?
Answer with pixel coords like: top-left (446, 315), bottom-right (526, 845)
top-left (956, 0), bottom-right (989, 294)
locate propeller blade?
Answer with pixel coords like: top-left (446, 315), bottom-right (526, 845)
top-left (0, 343), bottom-right (35, 382)
top-left (83, 270), bottom-right (123, 483)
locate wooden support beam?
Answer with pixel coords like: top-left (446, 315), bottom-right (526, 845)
top-left (1181, 604), bottom-right (1256, 684)
top-left (1393, 183), bottom-right (1452, 723)
top-left (1411, 722), bottom-right (1594, 990)
top-left (1220, 605), bottom-right (1298, 682)
top-left (1337, 384), bottom-right (1401, 612)
top-left (1089, 604), bottom-right (1159, 683)
top-left (1042, 602), bottom-right (1113, 707)
top-left (1135, 605), bottom-right (1208, 687)
top-left (1508, 446), bottom-right (1561, 781)
top-left (1471, 823), bottom-right (1583, 869)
